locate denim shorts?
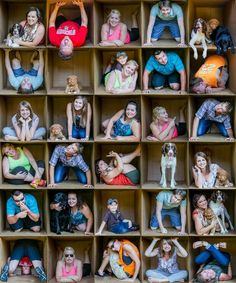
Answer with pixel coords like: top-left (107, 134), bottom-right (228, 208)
top-left (151, 18), bottom-right (180, 40)
top-left (13, 67), bottom-right (38, 77)
top-left (150, 208), bottom-right (181, 229)
top-left (11, 240), bottom-right (41, 261)
top-left (152, 71), bottom-right (180, 88)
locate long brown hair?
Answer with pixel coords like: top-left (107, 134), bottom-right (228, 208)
top-left (194, 152), bottom-right (211, 174)
top-left (72, 96), bottom-right (88, 128)
top-left (158, 239), bottom-right (175, 258)
top-left (16, 101), bottom-right (34, 125)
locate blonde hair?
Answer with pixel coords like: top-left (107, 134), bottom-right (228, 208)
top-left (16, 101), bottom-right (34, 124)
top-left (152, 106), bottom-right (166, 121)
top-left (72, 96), bottom-right (88, 128)
top-left (62, 247), bottom-right (75, 261)
top-left (107, 9), bottom-right (121, 23)
top-left (124, 60), bottom-right (139, 71)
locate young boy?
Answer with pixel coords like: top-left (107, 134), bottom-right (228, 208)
top-left (96, 198), bottom-right (139, 234)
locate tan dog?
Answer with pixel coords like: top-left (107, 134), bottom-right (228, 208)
top-left (49, 124), bottom-right (66, 141)
top-left (206, 19), bottom-right (220, 42)
top-left (215, 169), bottom-right (233, 188)
top-left (204, 208), bottom-right (217, 235)
top-left (65, 75), bottom-right (81, 94)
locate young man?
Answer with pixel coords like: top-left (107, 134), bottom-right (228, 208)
top-left (143, 49), bottom-right (186, 94)
top-left (190, 99), bottom-right (234, 141)
top-left (49, 0), bottom-right (88, 60)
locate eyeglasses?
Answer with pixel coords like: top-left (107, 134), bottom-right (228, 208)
top-left (65, 254), bottom-right (74, 258)
top-left (14, 197), bottom-right (25, 203)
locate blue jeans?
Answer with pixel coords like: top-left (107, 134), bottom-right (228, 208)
top-left (13, 67), bottom-right (38, 77)
top-left (195, 244), bottom-right (230, 266)
top-left (11, 240), bottom-right (41, 261)
top-left (152, 71), bottom-right (180, 88)
top-left (150, 208), bottom-right (181, 229)
top-left (3, 126), bottom-right (46, 140)
top-left (110, 222), bottom-right (130, 234)
top-left (72, 124), bottom-right (86, 139)
top-left (151, 18), bottom-right (180, 40)
top-left (146, 269), bottom-right (188, 283)
top-left (197, 118), bottom-right (229, 137)
top-left (54, 162), bottom-right (87, 184)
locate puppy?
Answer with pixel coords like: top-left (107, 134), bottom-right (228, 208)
top-left (211, 26), bottom-right (235, 55)
top-left (160, 143), bottom-right (177, 189)
top-left (5, 23), bottom-right (24, 47)
top-left (209, 190), bottom-right (234, 234)
top-left (49, 124), bottom-right (66, 141)
top-left (50, 193), bottom-right (73, 235)
top-left (215, 168), bottom-right (233, 188)
top-left (204, 208), bottom-right (217, 235)
top-left (65, 75), bottom-right (81, 94)
top-left (189, 18), bottom-right (208, 60)
top-left (206, 19), bottom-right (220, 42)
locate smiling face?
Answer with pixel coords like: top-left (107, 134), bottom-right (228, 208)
top-left (107, 201), bottom-right (118, 213)
top-left (215, 103), bottom-right (228, 115)
top-left (123, 63), bottom-right (136, 77)
top-left (162, 240), bottom-right (172, 253)
top-left (155, 51), bottom-right (168, 65)
top-left (108, 12), bottom-right (120, 27)
top-left (98, 160), bottom-right (109, 174)
top-left (20, 77), bottom-right (32, 92)
top-left (125, 103), bottom-right (137, 119)
top-left (200, 269), bottom-right (216, 281)
top-left (171, 193), bottom-right (183, 205)
top-left (197, 195), bottom-right (208, 209)
top-left (65, 143), bottom-right (78, 156)
top-left (60, 36), bottom-right (73, 56)
top-left (27, 10), bottom-right (38, 26)
top-left (196, 156), bottom-right (207, 170)
top-left (155, 108), bottom-right (168, 123)
top-left (160, 6), bottom-right (171, 17)
top-left (68, 193), bottom-right (78, 208)
top-left (73, 98), bottom-right (83, 111)
top-left (20, 105), bottom-right (31, 119)
top-left (3, 144), bottom-right (17, 157)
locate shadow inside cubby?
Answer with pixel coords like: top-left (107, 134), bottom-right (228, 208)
top-left (142, 190), bottom-right (189, 236)
top-left (47, 189), bottom-right (94, 236)
top-left (1, 190), bottom-right (47, 236)
top-left (142, 143), bottom-right (188, 189)
top-left (0, 96), bottom-right (47, 140)
top-left (47, 49), bottom-right (93, 95)
top-left (94, 143), bottom-right (141, 189)
top-left (47, 237), bottom-right (94, 283)
top-left (94, 190), bottom-right (141, 236)
top-left (48, 143), bottom-right (93, 188)
top-left (0, 237), bottom-right (46, 283)
top-left (94, 49), bottom-right (142, 95)
top-left (94, 96), bottom-right (141, 141)
top-left (142, 95), bottom-right (188, 142)
top-left (47, 95), bottom-right (93, 141)
top-left (189, 143), bottom-right (236, 189)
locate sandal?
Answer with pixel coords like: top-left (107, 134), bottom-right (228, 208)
top-left (0, 263), bottom-right (9, 282)
top-left (35, 266), bottom-right (47, 282)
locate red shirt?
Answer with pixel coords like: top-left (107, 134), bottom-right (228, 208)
top-left (49, 21), bottom-right (88, 47)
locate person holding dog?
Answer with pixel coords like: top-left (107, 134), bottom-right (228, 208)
top-left (66, 96), bottom-right (92, 141)
top-left (190, 99), bottom-right (234, 141)
top-left (143, 49), bottom-right (186, 94)
top-left (49, 0), bottom-right (88, 60)
top-left (150, 189), bottom-right (187, 235)
top-left (3, 101), bottom-right (46, 141)
top-left (48, 143), bottom-right (92, 188)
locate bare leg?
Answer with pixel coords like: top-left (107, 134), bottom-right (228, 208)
top-left (131, 10), bottom-right (138, 28)
top-left (98, 254), bottom-right (110, 275)
top-left (9, 260), bottom-right (19, 275)
top-left (120, 144), bottom-right (141, 164)
top-left (179, 105), bottom-right (186, 123)
top-left (75, 223), bottom-right (86, 232)
top-left (84, 247), bottom-right (90, 264)
top-left (32, 260), bottom-right (42, 268)
top-left (102, 119), bottom-right (110, 132)
top-left (11, 58), bottom-right (21, 70)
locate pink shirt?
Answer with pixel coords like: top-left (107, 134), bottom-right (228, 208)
top-left (62, 262), bottom-right (77, 277)
top-left (161, 122), bottom-right (178, 139)
top-left (107, 24), bottom-right (130, 44)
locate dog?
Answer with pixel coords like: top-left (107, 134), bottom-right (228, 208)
top-left (209, 190), bottom-right (234, 234)
top-left (49, 124), bottom-right (66, 141)
top-left (5, 23), bottom-right (24, 47)
top-left (215, 168), bottom-right (233, 188)
top-left (204, 208), bottom-right (217, 235)
top-left (189, 18), bottom-right (208, 60)
top-left (211, 26), bottom-right (235, 55)
top-left (206, 19), bottom-right (220, 43)
top-left (50, 192), bottom-right (73, 235)
top-left (160, 143), bottom-right (177, 189)
top-left (65, 75), bottom-right (81, 94)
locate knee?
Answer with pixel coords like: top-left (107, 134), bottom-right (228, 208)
top-left (12, 58), bottom-right (20, 68)
top-left (31, 226), bottom-right (41, 232)
top-left (170, 83), bottom-right (180, 90)
top-left (33, 60), bottom-right (39, 70)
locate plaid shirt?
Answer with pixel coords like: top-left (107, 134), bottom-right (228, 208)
top-left (49, 145), bottom-right (89, 172)
top-left (195, 99), bottom-right (231, 129)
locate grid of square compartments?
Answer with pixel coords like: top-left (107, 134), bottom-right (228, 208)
top-left (0, 0), bottom-right (236, 282)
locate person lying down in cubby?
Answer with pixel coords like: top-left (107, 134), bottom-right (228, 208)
top-left (4, 49), bottom-right (44, 94)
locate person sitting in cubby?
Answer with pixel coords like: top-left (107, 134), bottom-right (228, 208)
top-left (147, 105), bottom-right (186, 141)
top-left (102, 100), bottom-right (141, 141)
top-left (99, 9), bottom-right (139, 47)
top-left (145, 238), bottom-right (188, 283)
top-left (48, 143), bottom-right (93, 188)
top-left (95, 145), bottom-right (140, 186)
top-left (143, 49), bottom-right (186, 94)
top-left (2, 143), bottom-right (46, 187)
top-left (4, 49), bottom-right (44, 94)
top-left (56, 246), bottom-right (91, 282)
top-left (190, 99), bottom-right (234, 141)
top-left (150, 189), bottom-right (187, 235)
top-left (190, 55), bottom-right (228, 94)
top-left (96, 239), bottom-right (140, 280)
top-left (0, 239), bottom-right (47, 282)
top-left (144, 0), bottom-right (185, 46)
top-left (66, 96), bottom-right (92, 141)
top-left (49, 0), bottom-right (88, 60)
top-left (2, 100), bottom-right (46, 141)
top-left (192, 240), bottom-right (232, 282)
top-left (105, 59), bottom-right (139, 94)
top-left (96, 198), bottom-right (139, 235)
top-left (6, 190), bottom-right (41, 232)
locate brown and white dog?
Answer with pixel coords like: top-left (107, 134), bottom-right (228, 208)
top-left (49, 124), bottom-right (66, 141)
top-left (209, 190), bottom-right (234, 234)
top-left (204, 208), bottom-right (217, 235)
top-left (189, 18), bottom-right (208, 60)
top-left (5, 23), bottom-right (24, 47)
top-left (160, 143), bottom-right (177, 189)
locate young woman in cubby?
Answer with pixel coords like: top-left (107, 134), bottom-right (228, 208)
top-left (193, 240), bottom-right (232, 282)
top-left (66, 96), bottom-right (92, 141)
top-left (3, 100), bottom-right (46, 141)
top-left (95, 145), bottom-right (140, 186)
top-left (102, 101), bottom-right (140, 141)
top-left (99, 9), bottom-right (139, 47)
top-left (145, 238), bottom-right (188, 283)
top-left (147, 105), bottom-right (186, 141)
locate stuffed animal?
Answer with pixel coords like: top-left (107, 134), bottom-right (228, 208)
top-left (65, 75), bottom-right (81, 94)
top-left (49, 124), bottom-right (66, 141)
top-left (215, 168), bottom-right (233, 188)
top-left (204, 208), bottom-right (217, 235)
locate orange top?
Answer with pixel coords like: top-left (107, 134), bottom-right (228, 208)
top-left (195, 55), bottom-right (226, 87)
top-left (118, 240), bottom-right (140, 277)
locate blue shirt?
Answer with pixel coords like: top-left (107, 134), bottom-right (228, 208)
top-left (156, 191), bottom-right (187, 209)
top-left (145, 53), bottom-right (185, 74)
top-left (8, 73), bottom-right (43, 91)
top-left (7, 193), bottom-right (39, 216)
top-left (150, 3), bottom-right (183, 20)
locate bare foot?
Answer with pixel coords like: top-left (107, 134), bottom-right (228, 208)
top-left (135, 144), bottom-right (141, 156)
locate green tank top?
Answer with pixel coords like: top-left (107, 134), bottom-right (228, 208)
top-left (105, 70), bottom-right (132, 90)
top-left (8, 147), bottom-right (31, 172)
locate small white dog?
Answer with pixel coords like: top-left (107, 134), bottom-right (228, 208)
top-left (209, 190), bottom-right (234, 234)
top-left (160, 143), bottom-right (177, 189)
top-left (189, 18), bottom-right (208, 60)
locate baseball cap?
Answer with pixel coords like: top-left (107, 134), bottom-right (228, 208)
top-left (107, 198), bottom-right (118, 205)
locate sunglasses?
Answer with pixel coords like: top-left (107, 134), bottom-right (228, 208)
top-left (65, 254), bottom-right (74, 258)
top-left (14, 197), bottom-right (25, 203)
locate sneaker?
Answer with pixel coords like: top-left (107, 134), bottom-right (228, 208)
top-left (0, 263), bottom-right (9, 282)
top-left (95, 271), bottom-right (109, 277)
top-left (35, 266), bottom-right (47, 282)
